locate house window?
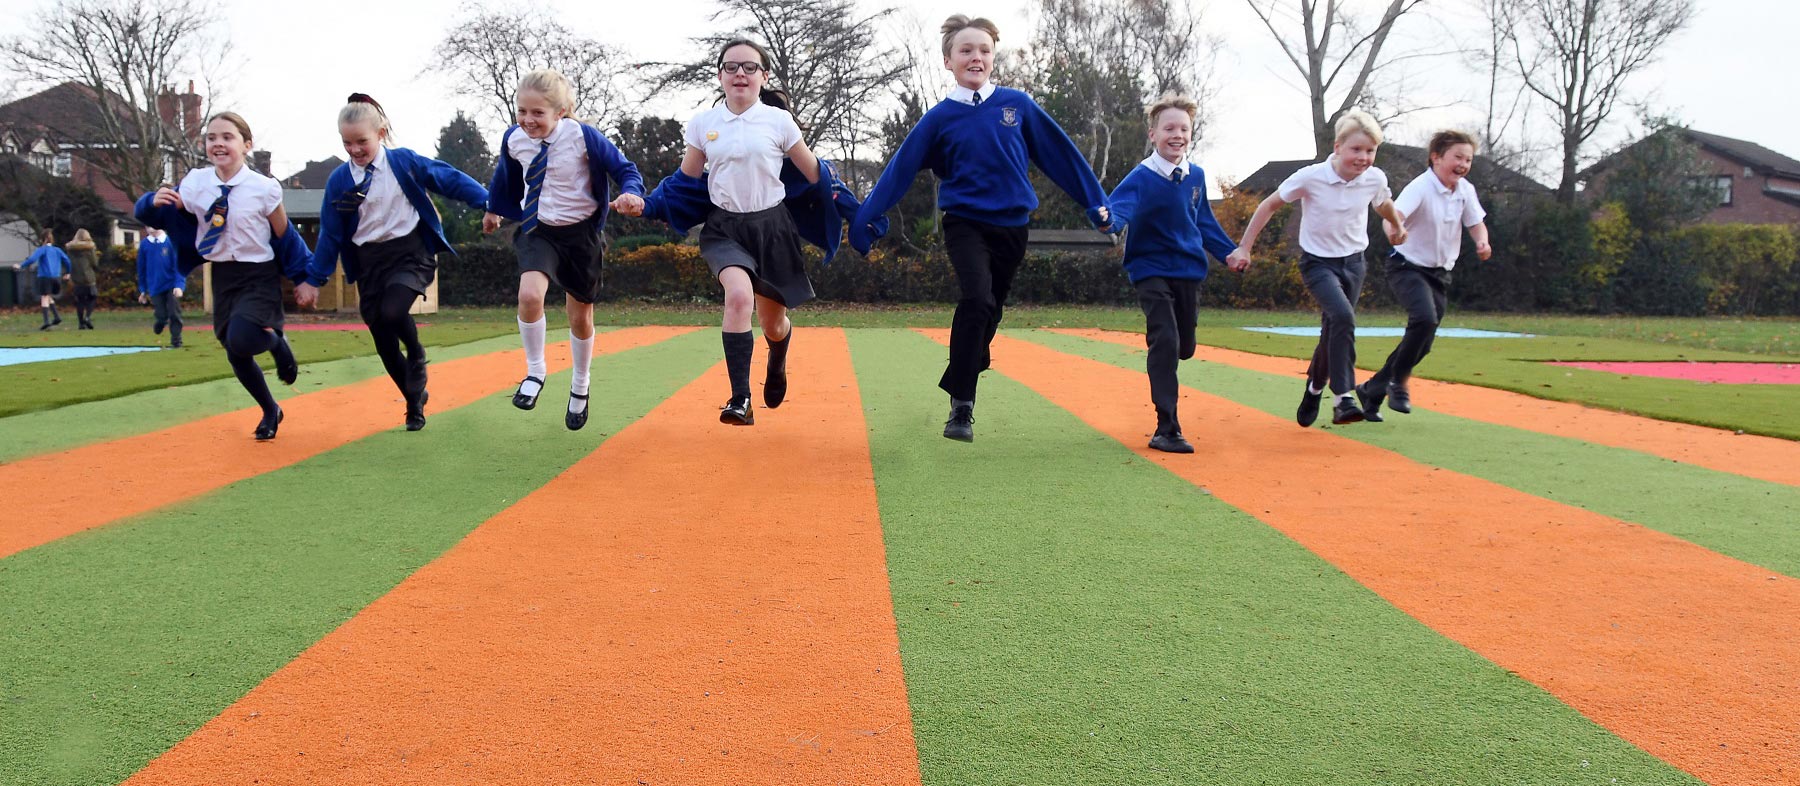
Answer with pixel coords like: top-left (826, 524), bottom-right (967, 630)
top-left (1715, 175), bottom-right (1734, 206)
top-left (122, 229), bottom-right (138, 245)
top-left (52, 152), bottom-right (73, 178)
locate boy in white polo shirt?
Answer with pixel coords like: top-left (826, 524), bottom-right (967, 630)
top-left (1356, 130), bottom-right (1491, 420)
top-left (1238, 109), bottom-right (1407, 427)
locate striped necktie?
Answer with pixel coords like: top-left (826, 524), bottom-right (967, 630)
top-left (337, 164), bottom-right (375, 213)
top-left (1170, 167), bottom-right (1183, 183)
top-left (971, 91), bottom-right (982, 106)
top-left (519, 141), bottom-right (551, 235)
top-left (196, 184), bottom-right (233, 256)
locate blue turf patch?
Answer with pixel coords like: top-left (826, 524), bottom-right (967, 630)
top-left (0, 346), bottom-right (163, 367)
top-left (1244, 327), bottom-right (1535, 338)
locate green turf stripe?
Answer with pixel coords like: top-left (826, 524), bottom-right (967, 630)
top-left (1024, 329), bottom-right (1800, 580)
top-left (0, 329), bottom-right (599, 465)
top-left (0, 329), bottom-right (716, 786)
top-left (849, 329), bottom-right (1696, 786)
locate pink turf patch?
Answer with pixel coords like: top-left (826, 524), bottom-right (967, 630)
top-left (1550, 361), bottom-right (1800, 384)
top-left (284, 322), bottom-right (431, 332)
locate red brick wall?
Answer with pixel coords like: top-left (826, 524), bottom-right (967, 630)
top-left (1694, 147), bottom-right (1800, 226)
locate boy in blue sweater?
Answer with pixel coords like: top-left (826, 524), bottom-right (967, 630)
top-left (851, 14), bottom-right (1110, 442)
top-left (1103, 95), bottom-right (1249, 453)
top-left (136, 227), bottom-right (184, 347)
top-left (16, 230), bottom-right (71, 331)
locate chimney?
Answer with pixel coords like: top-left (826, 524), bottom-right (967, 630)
top-left (157, 85), bottom-right (178, 127)
top-left (252, 150), bottom-right (272, 177)
top-left (181, 80), bottom-right (201, 139)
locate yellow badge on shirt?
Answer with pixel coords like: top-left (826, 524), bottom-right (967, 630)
top-left (706, 130), bottom-right (719, 141)
top-left (211, 215), bottom-right (225, 227)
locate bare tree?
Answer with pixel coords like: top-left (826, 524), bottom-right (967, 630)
top-left (645, 0), bottom-right (911, 156)
top-left (429, 2), bottom-right (630, 134)
top-left (1, 0), bottom-right (231, 197)
top-left (1495, 0), bottom-right (1695, 203)
top-left (1244, 0), bottom-right (1425, 157)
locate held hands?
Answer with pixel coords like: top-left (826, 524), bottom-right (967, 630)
top-left (137, 293), bottom-right (148, 304)
top-left (1383, 220), bottom-right (1408, 247)
top-left (1476, 241), bottom-right (1493, 261)
top-left (1225, 248), bottom-right (1252, 273)
top-left (173, 287), bottom-right (183, 298)
top-left (152, 187), bottom-right (184, 210)
top-left (481, 212), bottom-right (502, 235)
top-left (609, 193), bottom-right (645, 217)
top-left (294, 283), bottom-right (319, 309)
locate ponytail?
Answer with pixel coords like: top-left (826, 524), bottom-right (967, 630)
top-left (339, 93), bottom-right (394, 144)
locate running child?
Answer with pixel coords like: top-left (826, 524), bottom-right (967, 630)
top-left (850, 14), bottom-right (1112, 442)
top-left (1102, 95), bottom-right (1250, 453)
top-left (482, 69), bottom-right (644, 431)
top-left (15, 229), bottom-right (70, 331)
top-left (65, 229), bottom-right (99, 329)
top-left (1236, 109), bottom-right (1406, 427)
top-left (296, 94), bottom-right (491, 431)
top-left (136, 228), bottom-right (183, 346)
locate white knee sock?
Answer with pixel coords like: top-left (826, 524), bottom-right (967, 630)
top-left (518, 317), bottom-right (547, 396)
top-left (569, 334), bottom-right (594, 412)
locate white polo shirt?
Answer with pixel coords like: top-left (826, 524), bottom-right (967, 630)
top-left (506, 118), bottom-right (598, 227)
top-left (1276, 156), bottom-right (1392, 258)
top-left (1392, 171), bottom-right (1486, 270)
top-left (347, 146), bottom-right (422, 245)
top-left (685, 101), bottom-right (803, 214)
top-left (177, 165), bottom-right (283, 262)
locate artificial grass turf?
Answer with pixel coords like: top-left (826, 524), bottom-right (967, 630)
top-left (0, 312), bottom-right (516, 418)
top-left (0, 330), bottom-right (573, 464)
top-left (0, 328), bottom-right (717, 786)
top-left (847, 329), bottom-right (1697, 786)
top-left (1024, 329), bottom-right (1800, 580)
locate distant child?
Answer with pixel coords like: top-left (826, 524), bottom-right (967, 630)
top-left (136, 111), bottom-right (313, 441)
top-left (1102, 95), bottom-right (1250, 453)
top-left (482, 69), bottom-right (644, 431)
top-left (65, 229), bottom-right (100, 329)
top-left (15, 229), bottom-right (70, 331)
top-left (1237, 109), bottom-right (1406, 428)
top-left (851, 14), bottom-right (1111, 442)
top-left (296, 94), bottom-right (491, 431)
top-left (136, 227), bottom-right (183, 347)
top-left (1355, 130), bottom-right (1491, 420)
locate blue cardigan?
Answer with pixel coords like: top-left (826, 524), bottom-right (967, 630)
top-left (851, 87), bottom-right (1110, 254)
top-left (1105, 163), bottom-right (1238, 283)
top-left (19, 245), bottom-right (71, 278)
top-left (136, 238), bottom-right (183, 295)
top-left (486, 124), bottom-right (644, 233)
top-left (641, 158), bottom-right (887, 265)
top-left (133, 192), bottom-right (313, 282)
top-left (305, 147), bottom-right (490, 287)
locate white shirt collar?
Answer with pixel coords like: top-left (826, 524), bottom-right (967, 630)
top-left (721, 101), bottom-right (765, 122)
top-left (1323, 154), bottom-right (1371, 185)
top-left (1142, 153), bottom-right (1189, 180)
top-left (215, 165), bottom-right (255, 188)
top-left (349, 146), bottom-right (389, 179)
top-left (949, 82), bottom-right (997, 105)
top-left (1431, 171), bottom-right (1460, 195)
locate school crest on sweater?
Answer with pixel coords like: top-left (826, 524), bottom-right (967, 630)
top-left (1001, 106), bottom-right (1019, 127)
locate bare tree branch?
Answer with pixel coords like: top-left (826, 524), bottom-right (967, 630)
top-left (427, 1), bottom-right (630, 135)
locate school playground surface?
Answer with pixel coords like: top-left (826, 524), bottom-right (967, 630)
top-left (2, 307), bottom-right (1797, 785)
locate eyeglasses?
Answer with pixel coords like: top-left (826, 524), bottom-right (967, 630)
top-left (720, 61), bottom-right (765, 75)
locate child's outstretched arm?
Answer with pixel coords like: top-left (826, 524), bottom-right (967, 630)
top-left (1237, 193), bottom-right (1287, 255)
top-left (1375, 198), bottom-right (1407, 246)
top-left (1019, 100), bottom-right (1110, 228)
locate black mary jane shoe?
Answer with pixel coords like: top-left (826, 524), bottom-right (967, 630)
top-left (406, 390), bottom-right (429, 432)
top-left (565, 392), bottom-right (589, 431)
top-left (254, 407), bottom-right (284, 441)
top-left (513, 376), bottom-right (543, 410)
top-left (719, 396), bottom-right (754, 426)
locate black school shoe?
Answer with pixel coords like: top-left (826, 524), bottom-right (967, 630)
top-left (943, 403), bottom-right (974, 442)
top-left (764, 332), bottom-right (790, 409)
top-left (271, 332), bottom-right (298, 385)
top-left (406, 390), bottom-right (429, 432)
top-left (1296, 386), bottom-right (1323, 427)
top-left (254, 407), bottom-right (284, 441)
top-left (565, 392), bottom-right (589, 431)
top-left (720, 396), bottom-right (754, 425)
top-left (512, 376), bottom-right (543, 410)
top-left (1332, 398), bottom-right (1366, 425)
top-left (1148, 431), bottom-right (1195, 454)
top-left (1355, 383), bottom-right (1385, 423)
top-left (1388, 382), bottom-right (1412, 414)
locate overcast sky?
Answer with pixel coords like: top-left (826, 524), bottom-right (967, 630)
top-left (1, 0), bottom-right (1786, 194)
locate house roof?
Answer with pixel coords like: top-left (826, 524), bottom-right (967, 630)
top-left (1764, 188), bottom-right (1800, 209)
top-left (0, 82), bottom-right (152, 148)
top-left (1232, 144), bottom-right (1549, 197)
top-left (282, 189), bottom-right (325, 221)
top-left (284, 157), bottom-right (343, 190)
top-left (1581, 128), bottom-right (1800, 182)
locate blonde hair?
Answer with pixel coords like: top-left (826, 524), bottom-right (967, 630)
top-left (67, 228), bottom-right (96, 251)
top-left (206, 111), bottom-right (253, 144)
top-left (941, 14), bottom-right (1000, 59)
top-left (1333, 109), bottom-right (1382, 146)
top-left (1146, 94), bottom-right (1198, 126)
top-left (339, 95), bottom-right (392, 144)
top-left (517, 69), bottom-right (576, 114)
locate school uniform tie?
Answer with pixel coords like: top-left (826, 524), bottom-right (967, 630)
top-left (971, 92), bottom-right (982, 106)
top-left (1170, 167), bottom-right (1183, 183)
top-left (520, 141), bottom-right (550, 235)
top-left (336, 165), bottom-right (375, 213)
top-left (196, 184), bottom-right (233, 256)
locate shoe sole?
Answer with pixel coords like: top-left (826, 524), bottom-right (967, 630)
top-left (719, 410), bottom-right (754, 426)
top-left (1332, 412), bottom-right (1366, 425)
top-left (943, 431), bottom-right (974, 443)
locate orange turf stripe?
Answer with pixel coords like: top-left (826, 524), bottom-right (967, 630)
top-left (1055, 328), bottom-right (1800, 488)
top-left (932, 328), bottom-right (1799, 786)
top-left (0, 326), bottom-right (696, 559)
top-left (124, 328), bottom-right (923, 786)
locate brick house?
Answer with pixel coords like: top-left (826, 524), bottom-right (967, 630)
top-left (1581, 128), bottom-right (1800, 226)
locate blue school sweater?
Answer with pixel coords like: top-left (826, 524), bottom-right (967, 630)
top-left (305, 147), bottom-right (491, 287)
top-left (19, 245), bottom-right (71, 278)
top-left (136, 237), bottom-right (182, 295)
top-left (850, 87), bottom-right (1109, 253)
top-left (133, 192), bottom-right (314, 282)
top-left (1106, 163), bottom-right (1238, 283)
top-left (485, 124), bottom-right (644, 232)
top-left (641, 158), bottom-right (888, 265)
